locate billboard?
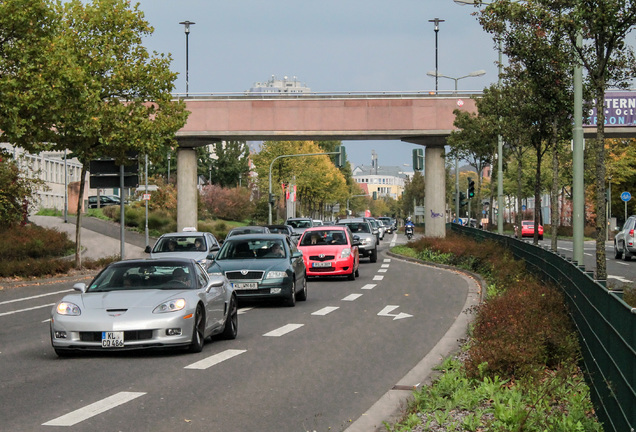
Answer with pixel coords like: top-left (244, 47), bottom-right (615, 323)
top-left (586, 91), bottom-right (636, 126)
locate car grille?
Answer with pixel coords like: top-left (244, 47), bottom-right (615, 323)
top-left (79, 330), bottom-right (153, 342)
top-left (309, 255), bottom-right (336, 261)
top-left (225, 271), bottom-right (264, 280)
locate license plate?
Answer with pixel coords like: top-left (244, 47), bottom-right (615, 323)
top-left (101, 331), bottom-right (124, 348)
top-left (312, 262), bottom-right (332, 268)
top-left (232, 282), bottom-right (258, 290)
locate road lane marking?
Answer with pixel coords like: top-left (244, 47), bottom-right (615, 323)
top-left (185, 349), bottom-right (246, 370)
top-left (0, 289), bottom-right (71, 306)
top-left (361, 284), bottom-right (376, 290)
top-left (378, 305), bottom-right (413, 320)
top-left (42, 392), bottom-right (146, 426)
top-left (608, 275), bottom-right (633, 283)
top-left (263, 323), bottom-right (304, 337)
top-left (381, 264), bottom-right (390, 268)
top-left (238, 307), bottom-right (253, 315)
top-left (617, 262), bottom-right (629, 266)
top-left (312, 307), bottom-right (339, 316)
top-left (342, 294), bottom-right (363, 301)
top-left (373, 275), bottom-right (384, 281)
top-left (0, 303), bottom-right (55, 317)
top-left (384, 259), bottom-right (391, 263)
top-left (377, 269), bottom-right (387, 273)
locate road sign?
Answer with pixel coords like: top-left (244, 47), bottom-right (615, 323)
top-left (142, 194), bottom-right (151, 201)
top-left (621, 191), bottom-right (631, 202)
top-left (522, 205), bottom-right (527, 211)
top-left (414, 205), bottom-right (425, 216)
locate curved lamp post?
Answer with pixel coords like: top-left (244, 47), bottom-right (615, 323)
top-left (426, 69), bottom-right (486, 94)
top-left (179, 20), bottom-right (195, 96)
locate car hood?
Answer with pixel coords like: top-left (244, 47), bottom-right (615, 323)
top-left (65, 289), bottom-right (193, 310)
top-left (297, 245), bottom-right (349, 255)
top-left (209, 259), bottom-right (289, 274)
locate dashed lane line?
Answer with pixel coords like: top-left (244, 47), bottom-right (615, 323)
top-left (342, 294), bottom-right (363, 301)
top-left (42, 392), bottom-right (146, 427)
top-left (373, 275), bottom-right (384, 281)
top-left (184, 349), bottom-right (247, 370)
top-left (263, 323), bottom-right (304, 337)
top-left (361, 284), bottom-right (376, 290)
top-left (0, 289), bottom-right (71, 306)
top-left (0, 303), bottom-right (55, 317)
top-left (312, 306), bottom-right (339, 316)
top-left (377, 269), bottom-right (388, 273)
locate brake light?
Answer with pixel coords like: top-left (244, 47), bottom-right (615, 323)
top-left (630, 229), bottom-right (634, 237)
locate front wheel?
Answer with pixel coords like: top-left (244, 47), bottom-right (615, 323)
top-left (188, 305), bottom-right (205, 353)
top-left (369, 248), bottom-right (378, 263)
top-left (614, 242), bottom-right (622, 259)
top-left (296, 276), bottom-right (308, 301)
top-left (220, 295), bottom-right (238, 340)
top-left (285, 280), bottom-right (297, 307)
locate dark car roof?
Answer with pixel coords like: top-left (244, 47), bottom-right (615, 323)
top-left (108, 257), bottom-right (196, 267)
top-left (223, 233), bottom-right (288, 241)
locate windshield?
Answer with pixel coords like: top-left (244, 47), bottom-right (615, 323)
top-left (287, 220), bottom-right (311, 229)
top-left (299, 230), bottom-right (347, 246)
top-left (153, 236), bottom-right (207, 253)
top-left (339, 222), bottom-right (370, 234)
top-left (217, 239), bottom-right (286, 259)
top-left (88, 263), bottom-right (194, 292)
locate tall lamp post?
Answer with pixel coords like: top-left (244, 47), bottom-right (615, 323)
top-left (428, 18), bottom-right (445, 94)
top-left (426, 70), bottom-right (486, 94)
top-left (179, 20), bottom-right (195, 96)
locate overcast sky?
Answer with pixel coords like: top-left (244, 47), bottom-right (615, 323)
top-left (135, 0), bottom-right (500, 168)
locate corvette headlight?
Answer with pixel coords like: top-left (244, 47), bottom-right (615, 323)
top-left (266, 271), bottom-right (287, 279)
top-left (56, 302), bottom-right (81, 316)
top-left (153, 298), bottom-right (186, 313)
top-left (340, 248), bottom-right (352, 258)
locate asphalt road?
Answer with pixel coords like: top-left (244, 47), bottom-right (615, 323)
top-left (0, 232), bottom-right (479, 432)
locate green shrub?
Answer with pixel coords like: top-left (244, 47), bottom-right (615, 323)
top-left (0, 224), bottom-right (74, 260)
top-left (147, 210), bottom-right (173, 231)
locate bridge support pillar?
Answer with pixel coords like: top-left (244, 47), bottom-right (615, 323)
top-left (424, 146), bottom-right (446, 238)
top-left (176, 147), bottom-right (198, 231)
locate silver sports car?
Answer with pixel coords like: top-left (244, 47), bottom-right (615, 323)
top-left (50, 257), bottom-right (238, 356)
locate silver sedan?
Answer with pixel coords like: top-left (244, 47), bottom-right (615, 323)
top-left (50, 257), bottom-right (238, 356)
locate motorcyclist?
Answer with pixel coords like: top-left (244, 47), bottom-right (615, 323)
top-left (404, 217), bottom-right (415, 238)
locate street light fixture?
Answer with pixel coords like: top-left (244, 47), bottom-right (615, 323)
top-left (179, 20), bottom-right (195, 96)
top-left (426, 69), bottom-right (486, 94)
top-left (428, 18), bottom-right (445, 94)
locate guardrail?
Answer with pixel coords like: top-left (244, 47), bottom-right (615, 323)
top-left (171, 90), bottom-right (485, 100)
top-left (448, 223), bottom-right (636, 432)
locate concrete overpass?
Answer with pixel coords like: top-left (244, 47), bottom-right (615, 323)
top-left (173, 92), bottom-right (477, 237)
top-left (171, 91), bottom-right (636, 237)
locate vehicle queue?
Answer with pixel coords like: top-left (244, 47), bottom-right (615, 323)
top-left (49, 216), bottom-right (401, 356)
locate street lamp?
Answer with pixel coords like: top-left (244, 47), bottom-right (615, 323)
top-left (179, 20), bottom-right (195, 96)
top-left (428, 18), bottom-right (445, 94)
top-left (426, 70), bottom-right (486, 94)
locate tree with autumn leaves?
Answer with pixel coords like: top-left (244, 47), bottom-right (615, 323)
top-left (0, 0), bottom-right (188, 267)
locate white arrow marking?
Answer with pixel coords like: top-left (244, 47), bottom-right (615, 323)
top-left (608, 275), bottom-right (633, 283)
top-left (378, 305), bottom-right (413, 320)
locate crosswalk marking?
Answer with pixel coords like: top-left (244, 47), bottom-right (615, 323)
top-left (263, 323), bottom-right (304, 337)
top-left (42, 392), bottom-right (146, 426)
top-left (185, 349), bottom-right (247, 370)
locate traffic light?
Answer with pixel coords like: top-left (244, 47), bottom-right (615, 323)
top-left (412, 148), bottom-right (424, 171)
top-left (468, 178), bottom-right (475, 199)
top-left (268, 193), bottom-right (275, 205)
top-left (459, 191), bottom-right (467, 207)
top-left (335, 145), bottom-right (346, 168)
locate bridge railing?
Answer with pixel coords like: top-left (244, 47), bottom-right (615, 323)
top-left (171, 90), bottom-right (485, 100)
top-left (448, 223), bottom-right (636, 432)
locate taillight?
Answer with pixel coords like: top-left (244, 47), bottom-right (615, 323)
top-left (630, 229), bottom-right (634, 237)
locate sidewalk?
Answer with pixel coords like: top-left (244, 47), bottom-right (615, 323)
top-left (29, 215), bottom-right (150, 261)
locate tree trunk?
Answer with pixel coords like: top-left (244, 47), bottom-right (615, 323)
top-left (516, 156), bottom-right (524, 237)
top-left (534, 145), bottom-right (543, 245)
top-left (74, 165), bottom-right (87, 269)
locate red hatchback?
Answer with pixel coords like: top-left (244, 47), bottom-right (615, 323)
top-left (297, 226), bottom-right (360, 280)
top-left (520, 220), bottom-right (544, 240)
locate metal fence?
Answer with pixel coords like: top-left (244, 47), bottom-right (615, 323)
top-left (449, 223), bottom-right (636, 432)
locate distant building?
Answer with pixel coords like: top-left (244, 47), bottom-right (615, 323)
top-left (352, 164), bottom-right (409, 200)
top-left (246, 75), bottom-right (311, 95)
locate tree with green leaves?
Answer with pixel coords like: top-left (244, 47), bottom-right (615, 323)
top-left (202, 141), bottom-right (250, 187)
top-left (50, 0), bottom-right (188, 266)
top-left (401, 171), bottom-right (425, 219)
top-left (0, 0), bottom-right (64, 148)
top-left (0, 150), bottom-right (46, 228)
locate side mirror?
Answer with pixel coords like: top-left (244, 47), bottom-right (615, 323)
top-left (73, 282), bottom-right (87, 293)
top-left (292, 251), bottom-right (303, 259)
top-left (210, 245), bottom-right (220, 252)
top-left (144, 245), bottom-right (151, 253)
